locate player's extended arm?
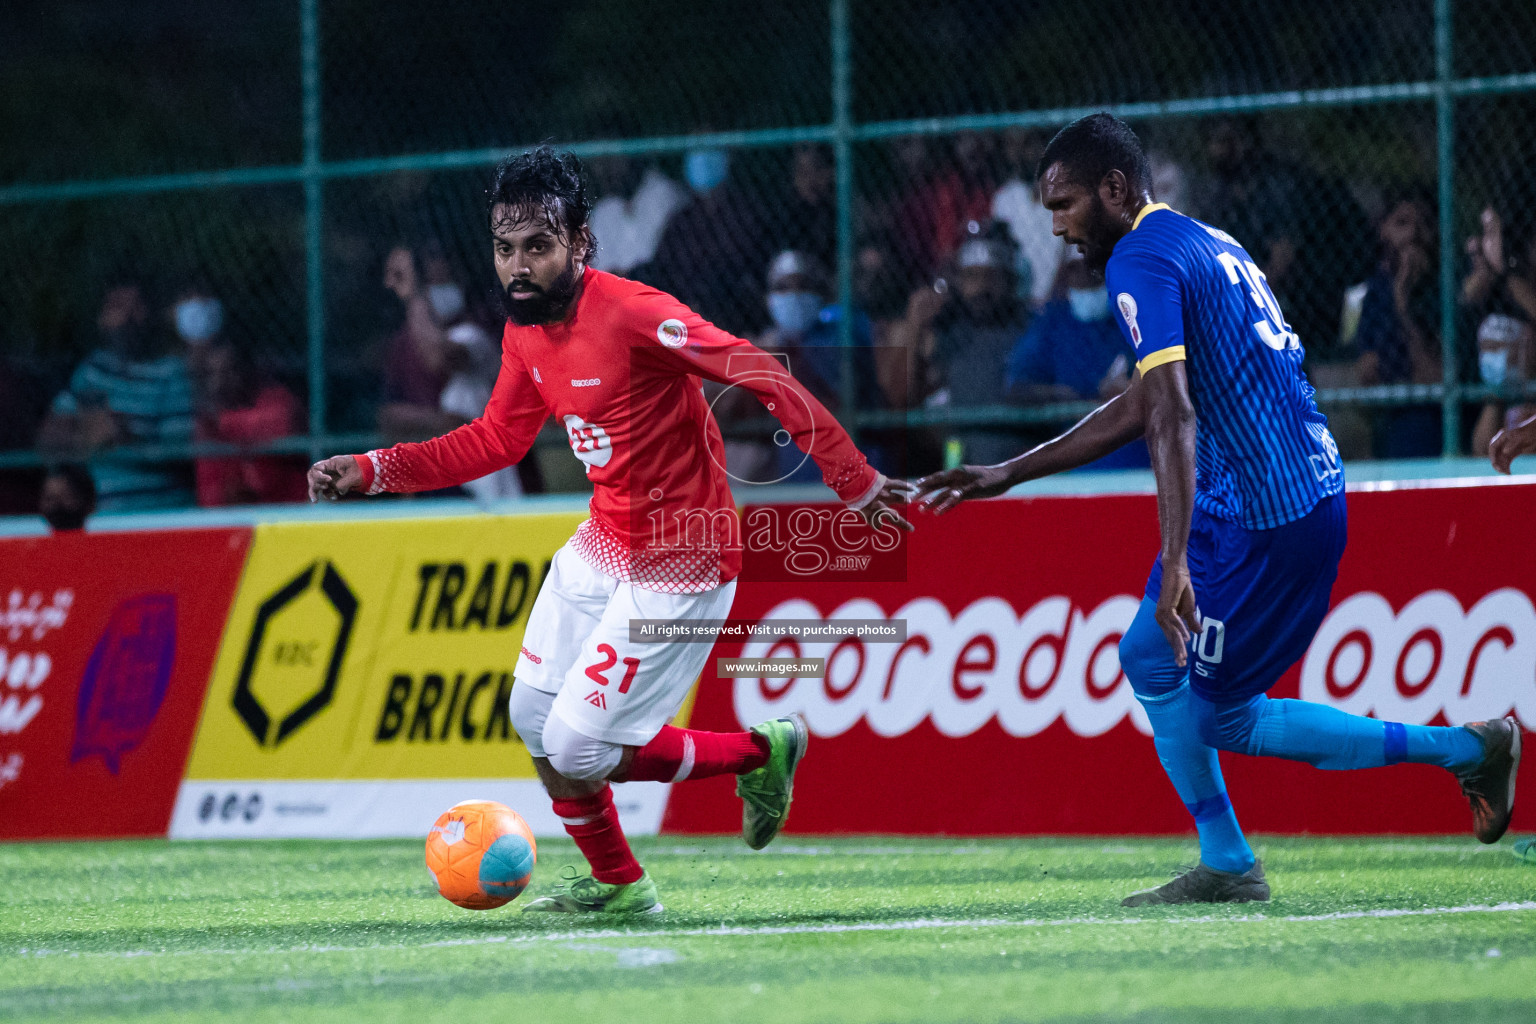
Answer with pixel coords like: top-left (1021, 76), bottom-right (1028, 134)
top-left (1490, 411), bottom-right (1536, 475)
top-left (641, 298), bottom-right (912, 528)
top-left (307, 344), bottom-right (548, 501)
top-left (1142, 360), bottom-right (1202, 666)
top-left (913, 377), bottom-right (1147, 512)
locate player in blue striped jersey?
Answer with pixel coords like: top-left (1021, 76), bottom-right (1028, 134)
top-left (915, 113), bottom-right (1521, 905)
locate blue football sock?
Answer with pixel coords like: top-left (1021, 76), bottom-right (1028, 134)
top-left (1247, 698), bottom-right (1483, 771)
top-left (1140, 683), bottom-right (1255, 875)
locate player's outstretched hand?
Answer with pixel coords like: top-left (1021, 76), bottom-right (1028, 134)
top-left (911, 464), bottom-right (1013, 515)
top-left (307, 455), bottom-right (364, 502)
top-left (1490, 413), bottom-right (1536, 475)
top-left (857, 476), bottom-right (917, 533)
top-left (1155, 561), bottom-right (1202, 668)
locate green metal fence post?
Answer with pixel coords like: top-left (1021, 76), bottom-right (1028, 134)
top-left (301, 0), bottom-right (327, 464)
top-left (832, 0), bottom-right (858, 442)
top-left (1436, 0), bottom-right (1459, 457)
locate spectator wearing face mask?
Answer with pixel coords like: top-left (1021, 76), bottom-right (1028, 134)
top-left (714, 250), bottom-right (887, 485)
top-left (1004, 256), bottom-right (1149, 471)
top-left (891, 225), bottom-right (1031, 466)
top-left (1463, 206), bottom-right (1536, 456)
top-left (37, 277), bottom-right (195, 511)
top-left (1354, 192), bottom-right (1442, 458)
top-left (648, 145), bottom-right (767, 334)
top-left (754, 250), bottom-right (883, 412)
top-left (38, 463), bottom-right (96, 532)
top-left (194, 342), bottom-right (308, 507)
top-left (170, 284), bottom-right (225, 380)
top-left (377, 244), bottom-right (524, 500)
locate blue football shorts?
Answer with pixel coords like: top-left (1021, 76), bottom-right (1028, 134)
top-left (1143, 492), bottom-right (1347, 702)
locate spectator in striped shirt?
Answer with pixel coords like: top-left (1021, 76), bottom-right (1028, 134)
top-left (37, 279), bottom-right (195, 512)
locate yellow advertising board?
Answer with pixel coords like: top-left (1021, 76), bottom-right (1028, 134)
top-left (184, 512), bottom-right (585, 782)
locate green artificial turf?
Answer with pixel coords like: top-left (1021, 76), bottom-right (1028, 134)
top-left (2, 836), bottom-right (1533, 1023)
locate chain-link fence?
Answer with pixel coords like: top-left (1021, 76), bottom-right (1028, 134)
top-left (2, 0), bottom-right (1534, 512)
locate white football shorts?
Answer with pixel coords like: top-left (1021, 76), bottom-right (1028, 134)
top-left (513, 541), bottom-right (737, 746)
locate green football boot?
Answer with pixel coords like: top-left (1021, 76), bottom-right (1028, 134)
top-left (521, 865), bottom-right (663, 915)
top-left (1514, 837), bottom-right (1535, 864)
top-left (736, 714), bottom-right (810, 850)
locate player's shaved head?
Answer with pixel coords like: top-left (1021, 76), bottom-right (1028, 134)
top-left (1036, 112), bottom-right (1151, 197)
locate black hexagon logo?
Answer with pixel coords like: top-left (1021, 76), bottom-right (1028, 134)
top-left (232, 560), bottom-right (358, 746)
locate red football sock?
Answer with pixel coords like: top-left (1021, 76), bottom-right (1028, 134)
top-left (550, 785), bottom-right (643, 885)
top-left (625, 725), bottom-right (769, 782)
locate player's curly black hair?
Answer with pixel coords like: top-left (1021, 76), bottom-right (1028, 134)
top-left (486, 145), bottom-right (598, 264)
top-left (1037, 112), bottom-right (1152, 197)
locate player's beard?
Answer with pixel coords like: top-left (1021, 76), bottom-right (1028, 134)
top-left (501, 259), bottom-right (582, 326)
top-left (1077, 195), bottom-right (1118, 277)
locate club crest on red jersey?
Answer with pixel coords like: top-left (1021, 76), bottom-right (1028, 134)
top-left (657, 318), bottom-right (688, 348)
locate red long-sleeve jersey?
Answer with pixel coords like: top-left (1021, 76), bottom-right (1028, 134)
top-left (354, 269), bottom-right (882, 593)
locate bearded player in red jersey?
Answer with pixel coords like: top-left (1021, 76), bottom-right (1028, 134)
top-left (308, 147), bottom-right (911, 915)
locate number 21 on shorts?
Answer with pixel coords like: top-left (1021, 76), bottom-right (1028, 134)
top-left (586, 644), bottom-right (639, 693)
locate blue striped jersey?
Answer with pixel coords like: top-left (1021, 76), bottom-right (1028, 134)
top-left (50, 349), bottom-right (195, 511)
top-left (1105, 204), bottom-right (1344, 530)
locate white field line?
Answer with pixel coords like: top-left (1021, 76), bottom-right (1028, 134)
top-left (647, 842), bottom-right (1508, 858)
top-left (13, 901), bottom-right (1536, 961)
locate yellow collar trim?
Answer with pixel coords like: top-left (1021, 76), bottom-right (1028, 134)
top-left (1131, 203), bottom-right (1172, 231)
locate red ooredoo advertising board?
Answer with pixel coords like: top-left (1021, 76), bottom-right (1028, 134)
top-left (0, 528), bottom-right (250, 839)
top-left (664, 483), bottom-right (1536, 836)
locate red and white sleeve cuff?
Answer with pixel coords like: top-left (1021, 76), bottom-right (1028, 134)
top-left (843, 471), bottom-right (886, 511)
top-left (352, 452), bottom-right (384, 495)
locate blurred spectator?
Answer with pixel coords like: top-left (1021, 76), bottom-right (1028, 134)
top-left (755, 250), bottom-right (883, 412)
top-left (1354, 191), bottom-right (1442, 458)
top-left (891, 226), bottom-right (1030, 465)
top-left (1471, 314), bottom-right (1536, 457)
top-left (650, 146), bottom-right (766, 333)
top-left (1462, 205), bottom-right (1536, 328)
top-left (379, 245), bottom-right (451, 422)
top-left (37, 279), bottom-right (195, 512)
top-left (1149, 152), bottom-right (1188, 213)
top-left (886, 133), bottom-right (999, 287)
top-left (1463, 206), bottom-right (1536, 455)
top-left (855, 237), bottom-right (916, 408)
top-left (377, 244), bottom-right (524, 500)
top-left (1005, 256), bottom-right (1148, 471)
top-left (169, 282), bottom-right (226, 381)
top-left (38, 463), bottom-right (96, 532)
top-left (718, 250), bottom-right (886, 484)
top-left (990, 128), bottom-right (1065, 308)
top-left (194, 342), bottom-right (307, 507)
top-left (770, 144), bottom-right (838, 272)
top-left (587, 157), bottom-right (686, 276)
top-left (1190, 116), bottom-right (1369, 359)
